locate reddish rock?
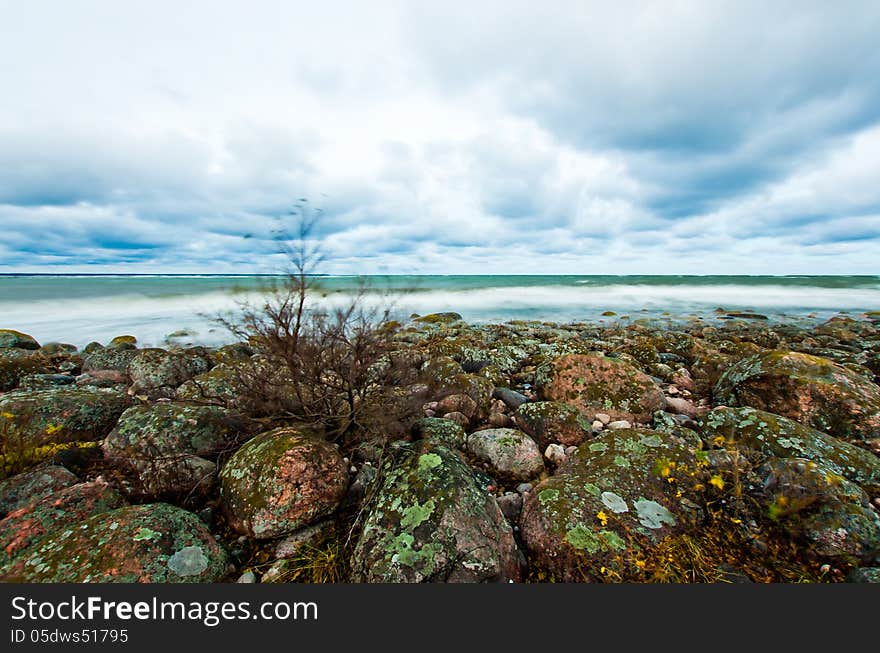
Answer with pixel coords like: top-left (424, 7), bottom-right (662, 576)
top-left (0, 479), bottom-right (126, 560)
top-left (539, 354), bottom-right (664, 424)
top-left (436, 393), bottom-right (479, 419)
top-left (664, 396), bottom-right (703, 419)
top-left (0, 466), bottom-right (79, 516)
top-left (0, 503), bottom-right (231, 582)
top-left (514, 401), bottom-right (592, 449)
top-left (714, 350), bottom-right (880, 441)
top-left (219, 427), bottom-right (348, 539)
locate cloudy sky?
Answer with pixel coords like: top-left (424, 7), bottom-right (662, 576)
top-left (2, 0), bottom-right (880, 274)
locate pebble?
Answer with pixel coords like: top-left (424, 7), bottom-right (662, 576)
top-left (496, 492), bottom-right (523, 521)
top-left (491, 388), bottom-right (528, 411)
top-left (544, 443), bottom-right (567, 466)
top-left (591, 420), bottom-right (604, 431)
top-left (237, 571), bottom-right (257, 583)
top-left (349, 466), bottom-right (358, 474)
top-left (664, 396), bottom-right (700, 419)
top-left (607, 420), bottom-right (632, 430)
top-left (595, 413), bottom-right (611, 425)
top-left (516, 483), bottom-right (533, 494)
top-left (443, 411), bottom-right (470, 428)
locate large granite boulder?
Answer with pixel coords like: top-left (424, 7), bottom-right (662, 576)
top-left (351, 441), bottom-right (523, 583)
top-left (538, 354), bottom-right (665, 424)
top-left (219, 427), bottom-right (348, 539)
top-left (0, 503), bottom-right (231, 582)
top-left (714, 350), bottom-right (880, 442)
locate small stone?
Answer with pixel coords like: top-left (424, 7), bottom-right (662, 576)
top-left (608, 420), bottom-right (632, 430)
top-left (443, 411), bottom-right (470, 428)
top-left (237, 571), bottom-right (257, 583)
top-left (516, 483), bottom-right (533, 494)
top-left (350, 466), bottom-right (358, 474)
top-left (544, 443), bottom-right (567, 466)
top-left (497, 493), bottom-right (523, 521)
top-left (666, 385), bottom-right (679, 395)
top-left (565, 445), bottom-right (578, 456)
top-left (664, 396), bottom-right (701, 419)
top-left (492, 387), bottom-right (530, 411)
top-left (488, 412), bottom-right (514, 428)
top-left (591, 420), bottom-right (604, 431)
top-left (595, 413), bottom-right (611, 425)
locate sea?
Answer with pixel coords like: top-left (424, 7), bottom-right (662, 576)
top-left (1, 274), bottom-right (879, 350)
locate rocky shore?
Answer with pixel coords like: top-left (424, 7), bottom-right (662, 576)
top-left (1, 310), bottom-right (879, 583)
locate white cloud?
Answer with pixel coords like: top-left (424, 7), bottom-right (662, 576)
top-left (1, 0), bottom-right (879, 273)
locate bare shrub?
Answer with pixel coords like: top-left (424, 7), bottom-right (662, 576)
top-left (214, 201), bottom-right (425, 450)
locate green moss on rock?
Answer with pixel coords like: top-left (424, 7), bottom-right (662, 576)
top-left (701, 406), bottom-right (880, 495)
top-left (0, 503), bottom-right (231, 582)
top-left (714, 350), bottom-right (880, 441)
top-left (520, 428), bottom-right (698, 581)
top-left (514, 401), bottom-right (592, 449)
top-left (351, 441), bottom-right (523, 582)
top-left (219, 427), bottom-right (348, 539)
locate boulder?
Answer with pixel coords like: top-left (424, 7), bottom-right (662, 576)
top-left (466, 428), bottom-right (545, 481)
top-left (108, 335), bottom-right (138, 349)
top-left (0, 329), bottom-right (40, 350)
top-left (104, 403), bottom-right (254, 460)
top-left (0, 351), bottom-right (52, 392)
top-left (0, 388), bottom-right (131, 449)
top-left (81, 346), bottom-right (138, 374)
top-left (714, 350), bottom-right (880, 441)
top-left (0, 466), bottom-right (79, 516)
top-left (538, 354), bottom-right (665, 424)
top-left (219, 427), bottom-right (348, 539)
top-left (0, 479), bottom-right (126, 564)
top-left (701, 407), bottom-right (880, 495)
top-left (128, 348), bottom-right (214, 398)
top-left (104, 404), bottom-right (234, 498)
top-left (0, 503), bottom-right (231, 582)
top-left (520, 428), bottom-right (699, 581)
top-left (758, 457), bottom-right (880, 563)
top-left (413, 312), bottom-right (463, 325)
top-left (351, 441), bottom-right (523, 582)
top-left (514, 401), bottom-right (593, 449)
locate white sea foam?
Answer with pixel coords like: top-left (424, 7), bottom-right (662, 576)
top-left (1, 282), bottom-right (878, 349)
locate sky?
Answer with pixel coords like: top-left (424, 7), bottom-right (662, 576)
top-left (2, 0), bottom-right (880, 275)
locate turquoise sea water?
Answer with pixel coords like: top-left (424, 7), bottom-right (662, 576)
top-left (1, 274), bottom-right (878, 349)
